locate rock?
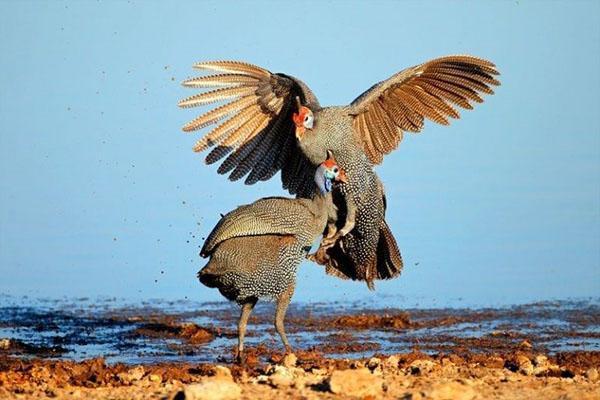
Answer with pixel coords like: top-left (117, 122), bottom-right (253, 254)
top-left (427, 381), bottom-right (476, 400)
top-left (328, 368), bottom-right (383, 397)
top-left (531, 354), bottom-right (561, 376)
top-left (149, 374), bottom-right (162, 383)
top-left (404, 391), bottom-right (425, 400)
top-left (440, 357), bottom-right (458, 374)
top-left (268, 366), bottom-right (294, 388)
top-left (515, 355), bottom-right (534, 376)
top-left (519, 340), bottom-right (533, 349)
top-left (500, 372), bottom-right (519, 382)
top-left (0, 339), bottom-right (10, 350)
top-left (213, 366), bottom-right (233, 381)
top-left (408, 359), bottom-right (437, 375)
top-left (349, 360), bottom-right (365, 369)
top-left (489, 356), bottom-right (506, 369)
top-left (367, 357), bottom-right (381, 371)
top-left (586, 368), bottom-right (599, 383)
top-left (117, 366), bottom-right (145, 384)
top-left (533, 355), bottom-right (547, 366)
top-left (178, 379), bottom-right (241, 400)
top-left (282, 352), bottom-right (297, 368)
top-left (30, 366), bottom-right (51, 382)
top-left (384, 355), bottom-right (400, 369)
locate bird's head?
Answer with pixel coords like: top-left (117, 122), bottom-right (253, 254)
top-left (315, 150), bottom-right (347, 194)
top-left (292, 97), bottom-right (314, 140)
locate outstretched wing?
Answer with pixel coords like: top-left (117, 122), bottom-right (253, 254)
top-left (349, 55), bottom-right (500, 164)
top-left (200, 197), bottom-right (313, 256)
top-left (179, 61), bottom-right (320, 197)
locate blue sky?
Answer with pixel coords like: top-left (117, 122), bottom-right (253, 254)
top-left (0, 1), bottom-right (598, 307)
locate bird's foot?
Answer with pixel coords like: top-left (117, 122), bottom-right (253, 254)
top-left (307, 247), bottom-right (330, 265)
top-left (321, 232), bottom-right (343, 249)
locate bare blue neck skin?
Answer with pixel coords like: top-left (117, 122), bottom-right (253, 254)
top-left (315, 164), bottom-right (334, 195)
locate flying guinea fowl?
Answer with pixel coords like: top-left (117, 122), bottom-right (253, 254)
top-left (198, 153), bottom-right (346, 361)
top-left (180, 55), bottom-right (500, 289)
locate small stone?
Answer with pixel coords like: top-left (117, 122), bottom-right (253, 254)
top-left (484, 355), bottom-right (505, 369)
top-left (0, 339), bottom-right (10, 350)
top-left (328, 368), bottom-right (383, 397)
top-left (408, 359), bottom-right (437, 375)
top-left (213, 365), bottom-right (233, 381)
top-left (586, 368), bottom-right (599, 383)
top-left (519, 340), bottom-right (533, 349)
top-left (405, 391), bottom-right (424, 400)
top-left (531, 354), bottom-right (561, 376)
top-left (533, 355), bottom-right (547, 366)
top-left (180, 379), bottom-right (241, 400)
top-left (367, 357), bottom-right (381, 370)
top-left (427, 381), bottom-right (476, 400)
top-left (500, 372), bottom-right (519, 382)
top-left (117, 366), bottom-right (145, 384)
top-left (268, 366), bottom-right (294, 388)
top-left (282, 352), bottom-right (297, 368)
top-left (384, 355), bottom-right (400, 369)
top-left (149, 374), bottom-right (162, 383)
top-left (311, 368), bottom-right (328, 376)
top-left (516, 355), bottom-right (534, 376)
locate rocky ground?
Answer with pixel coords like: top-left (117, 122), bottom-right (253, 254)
top-left (0, 349), bottom-right (598, 399)
top-left (1, 299), bottom-right (598, 399)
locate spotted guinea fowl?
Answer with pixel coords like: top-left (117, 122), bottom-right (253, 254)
top-left (180, 55), bottom-right (500, 289)
top-left (198, 152), bottom-right (346, 361)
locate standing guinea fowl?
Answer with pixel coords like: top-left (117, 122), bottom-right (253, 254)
top-left (180, 55), bottom-right (500, 289)
top-left (198, 152), bottom-right (346, 361)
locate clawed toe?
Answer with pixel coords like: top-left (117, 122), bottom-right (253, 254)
top-left (321, 236), bottom-right (338, 249)
top-left (307, 247), bottom-right (330, 265)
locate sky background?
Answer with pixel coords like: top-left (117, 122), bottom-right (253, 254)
top-left (0, 1), bottom-right (598, 308)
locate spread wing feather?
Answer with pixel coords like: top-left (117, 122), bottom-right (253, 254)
top-left (200, 197), bottom-right (314, 256)
top-left (349, 55), bottom-right (500, 163)
top-left (179, 61), bottom-right (320, 196)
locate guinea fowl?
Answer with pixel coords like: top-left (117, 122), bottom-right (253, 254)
top-left (198, 153), bottom-right (346, 361)
top-left (180, 55), bottom-right (500, 289)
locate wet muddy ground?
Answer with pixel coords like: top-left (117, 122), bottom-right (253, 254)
top-left (0, 297), bottom-right (598, 399)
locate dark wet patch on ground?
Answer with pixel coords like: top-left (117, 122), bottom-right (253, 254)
top-left (0, 297), bottom-right (598, 364)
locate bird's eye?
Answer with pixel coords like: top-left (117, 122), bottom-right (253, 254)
top-left (333, 167), bottom-right (339, 173)
top-left (303, 113), bottom-right (314, 129)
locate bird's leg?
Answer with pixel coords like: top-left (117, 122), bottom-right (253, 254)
top-left (325, 221), bottom-right (338, 239)
top-left (307, 222), bottom-right (338, 264)
top-left (274, 283), bottom-right (295, 354)
top-left (321, 200), bottom-right (357, 249)
top-left (235, 298), bottom-right (257, 365)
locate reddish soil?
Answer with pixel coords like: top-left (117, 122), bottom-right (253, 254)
top-left (0, 350), bottom-right (598, 399)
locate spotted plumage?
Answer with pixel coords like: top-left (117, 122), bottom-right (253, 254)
top-left (198, 155), bottom-right (345, 361)
top-left (181, 56), bottom-right (500, 289)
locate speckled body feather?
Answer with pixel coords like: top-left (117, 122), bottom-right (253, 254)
top-left (199, 194), bottom-right (335, 302)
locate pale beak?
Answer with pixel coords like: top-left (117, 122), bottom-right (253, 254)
top-left (305, 119), bottom-right (313, 129)
top-left (295, 126), bottom-right (305, 140)
top-left (335, 168), bottom-right (348, 184)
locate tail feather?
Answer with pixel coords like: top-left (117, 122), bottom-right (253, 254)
top-left (319, 219), bottom-right (403, 289)
top-left (375, 219), bottom-right (403, 280)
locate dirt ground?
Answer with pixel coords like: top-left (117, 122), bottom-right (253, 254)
top-left (0, 349), bottom-right (598, 399)
top-left (1, 300), bottom-right (598, 399)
